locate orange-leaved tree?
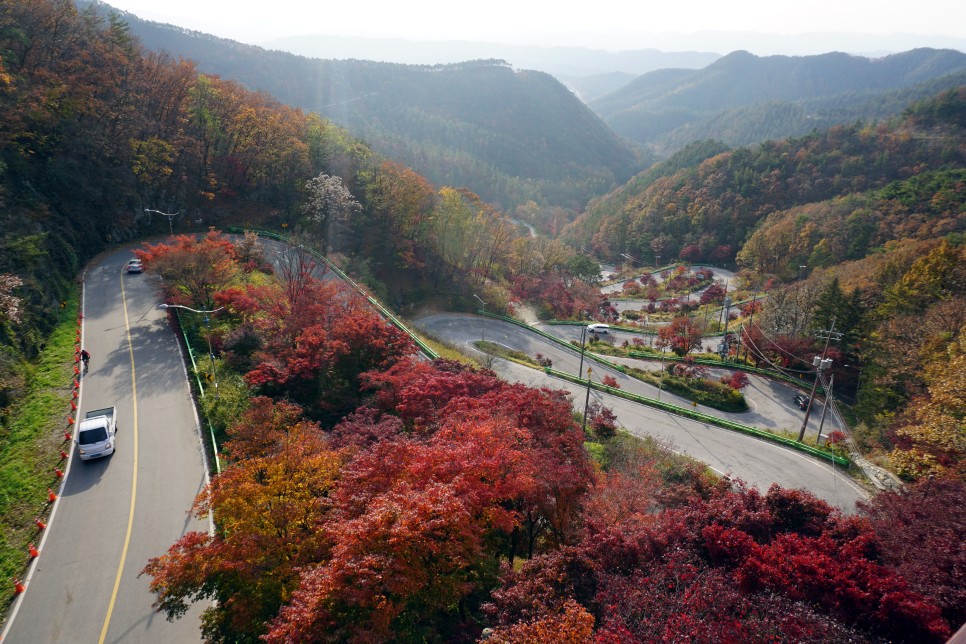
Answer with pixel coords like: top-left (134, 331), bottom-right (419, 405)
top-left (265, 414), bottom-right (543, 642)
top-left (136, 229), bottom-right (242, 310)
top-left (142, 401), bottom-right (343, 642)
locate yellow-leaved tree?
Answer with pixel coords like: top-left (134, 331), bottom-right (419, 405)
top-left (890, 328), bottom-right (966, 480)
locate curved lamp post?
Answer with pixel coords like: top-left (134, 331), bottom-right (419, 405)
top-left (472, 294), bottom-right (485, 342)
top-left (144, 208), bottom-right (181, 235)
top-left (159, 304), bottom-right (224, 397)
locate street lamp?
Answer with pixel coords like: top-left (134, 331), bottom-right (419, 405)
top-left (472, 294), bottom-right (485, 342)
top-left (844, 363), bottom-right (862, 403)
top-left (159, 304), bottom-right (224, 398)
top-left (145, 208), bottom-right (180, 235)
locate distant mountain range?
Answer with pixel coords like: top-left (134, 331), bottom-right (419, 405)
top-left (257, 35), bottom-right (721, 102)
top-left (260, 34), bottom-right (721, 79)
top-left (84, 2), bottom-right (966, 213)
top-left (85, 2), bottom-right (643, 211)
top-left (590, 48), bottom-right (966, 155)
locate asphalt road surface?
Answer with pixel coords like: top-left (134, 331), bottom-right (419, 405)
top-left (542, 323), bottom-right (837, 437)
top-left (416, 313), bottom-right (866, 512)
top-left (2, 248), bottom-right (208, 643)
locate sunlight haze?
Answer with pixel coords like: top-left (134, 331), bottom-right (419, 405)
top-left (102, 0), bottom-right (966, 55)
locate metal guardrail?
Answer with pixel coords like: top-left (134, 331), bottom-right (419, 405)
top-left (544, 320), bottom-right (817, 391)
top-left (171, 310), bottom-right (222, 474)
top-left (481, 311), bottom-right (850, 467)
top-left (225, 230), bottom-right (847, 468)
top-left (546, 366), bottom-right (850, 467)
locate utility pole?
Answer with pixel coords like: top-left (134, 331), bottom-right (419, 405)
top-left (577, 324), bottom-right (588, 379)
top-left (581, 367), bottom-right (593, 431)
top-left (735, 323), bottom-right (743, 363)
top-left (816, 373), bottom-right (834, 444)
top-left (742, 292), bottom-right (759, 363)
top-left (719, 296), bottom-right (732, 361)
top-left (798, 318), bottom-right (843, 442)
top-left (657, 346), bottom-right (667, 401)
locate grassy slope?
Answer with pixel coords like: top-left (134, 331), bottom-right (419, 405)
top-left (0, 296), bottom-right (78, 606)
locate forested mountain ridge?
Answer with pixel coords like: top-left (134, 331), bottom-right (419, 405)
top-left (262, 33), bottom-right (721, 81)
top-left (82, 1), bottom-right (643, 212)
top-left (564, 87), bottom-right (966, 275)
top-left (0, 0), bottom-right (522, 364)
top-left (2, 3), bottom-right (964, 641)
top-left (592, 48), bottom-right (966, 154)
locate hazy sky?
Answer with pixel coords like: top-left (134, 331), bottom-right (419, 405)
top-left (102, 0), bottom-right (966, 53)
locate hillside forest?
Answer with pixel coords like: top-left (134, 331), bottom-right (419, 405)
top-left (0, 0), bottom-right (964, 642)
top-left (85, 0), bottom-right (643, 214)
top-left (84, 2), bottom-right (966, 220)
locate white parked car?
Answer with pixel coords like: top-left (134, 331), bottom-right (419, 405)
top-left (587, 323), bottom-right (610, 334)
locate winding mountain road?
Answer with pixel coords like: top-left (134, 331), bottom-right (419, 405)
top-left (2, 248), bottom-right (208, 643)
top-left (415, 313), bottom-right (866, 512)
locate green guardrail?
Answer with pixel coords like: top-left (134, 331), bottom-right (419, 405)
top-left (625, 351), bottom-right (817, 391)
top-left (227, 231), bottom-right (842, 467)
top-left (172, 310), bottom-right (222, 474)
top-left (543, 320), bottom-right (816, 392)
top-left (546, 366), bottom-right (850, 468)
top-left (482, 311), bottom-right (629, 377)
top-left (482, 312), bottom-right (848, 467)
top-left (598, 262), bottom-right (681, 287)
top-left (229, 228), bottom-right (438, 360)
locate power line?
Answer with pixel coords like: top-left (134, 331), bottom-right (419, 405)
top-left (747, 318), bottom-right (810, 364)
top-left (740, 331), bottom-right (812, 378)
top-left (742, 321), bottom-right (815, 374)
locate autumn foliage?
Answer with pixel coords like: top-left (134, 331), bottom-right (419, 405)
top-left (138, 231), bottom-right (959, 642)
top-left (487, 483), bottom-right (953, 643)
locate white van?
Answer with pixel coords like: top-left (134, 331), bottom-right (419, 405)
top-left (587, 323), bottom-right (610, 334)
top-left (77, 407), bottom-right (117, 461)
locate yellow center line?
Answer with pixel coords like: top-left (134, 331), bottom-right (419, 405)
top-left (99, 267), bottom-right (139, 644)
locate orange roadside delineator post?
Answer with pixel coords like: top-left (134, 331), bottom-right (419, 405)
top-left (29, 544), bottom-right (39, 558)
top-left (60, 450), bottom-right (68, 460)
top-left (66, 415), bottom-right (74, 425)
top-left (54, 467), bottom-right (63, 479)
top-left (35, 517), bottom-right (47, 530)
top-left (47, 488), bottom-right (57, 503)
top-left (14, 578), bottom-right (25, 594)
top-left (63, 430), bottom-right (72, 442)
